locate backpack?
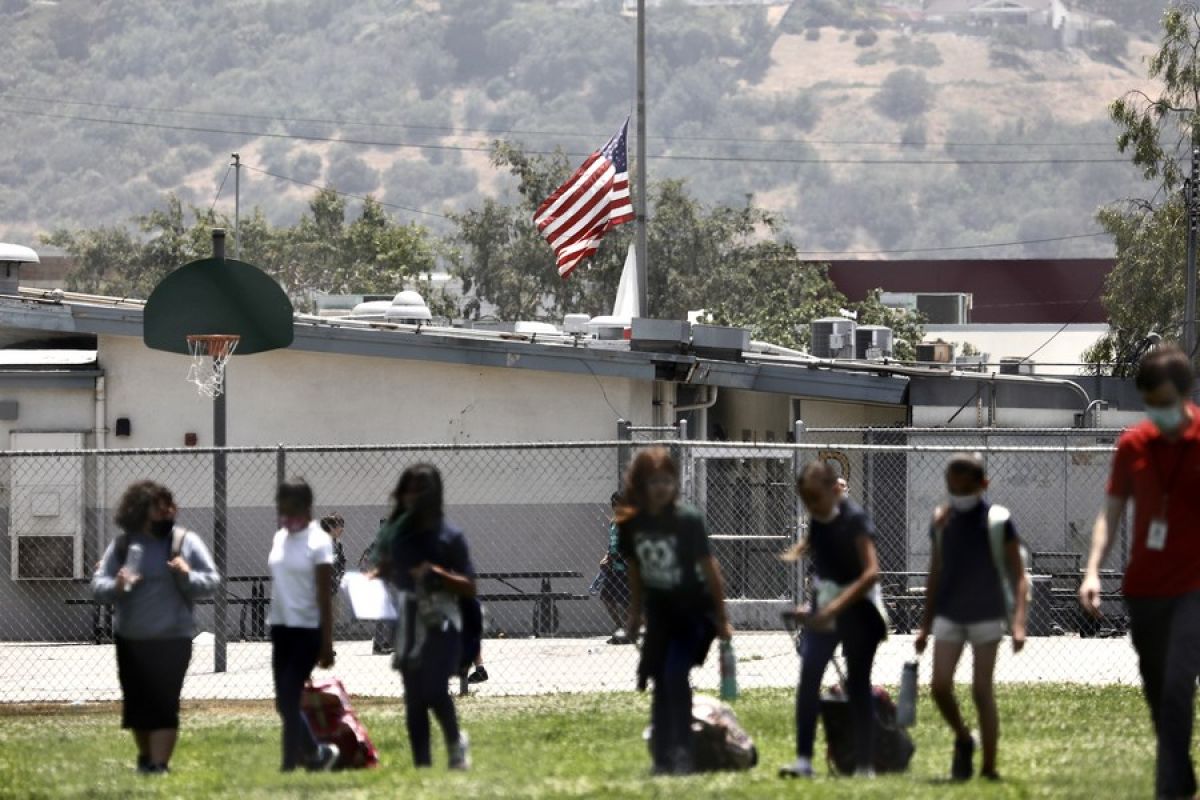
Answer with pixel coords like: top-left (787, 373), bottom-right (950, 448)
top-left (301, 677), bottom-right (379, 769)
top-left (821, 684), bottom-right (915, 775)
top-left (644, 695), bottom-right (758, 772)
top-left (932, 503), bottom-right (1032, 625)
top-left (114, 527), bottom-right (187, 565)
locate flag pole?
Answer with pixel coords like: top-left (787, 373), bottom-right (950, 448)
top-left (635, 0), bottom-right (649, 318)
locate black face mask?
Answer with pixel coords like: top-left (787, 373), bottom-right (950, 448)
top-left (150, 518), bottom-right (175, 538)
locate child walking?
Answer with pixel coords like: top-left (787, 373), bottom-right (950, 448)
top-left (916, 453), bottom-right (1028, 782)
top-left (618, 448), bottom-right (733, 776)
top-left (266, 478), bottom-right (339, 772)
top-left (385, 464), bottom-right (477, 770)
top-left (780, 461), bottom-right (887, 779)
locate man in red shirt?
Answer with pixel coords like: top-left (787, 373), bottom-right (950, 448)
top-left (1082, 345), bottom-right (1200, 800)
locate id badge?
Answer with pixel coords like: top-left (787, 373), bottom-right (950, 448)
top-left (1147, 518), bottom-right (1169, 551)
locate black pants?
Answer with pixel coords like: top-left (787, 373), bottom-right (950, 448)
top-left (795, 605), bottom-right (885, 770)
top-left (1127, 591), bottom-right (1200, 799)
top-left (648, 614), bottom-right (709, 771)
top-left (401, 626), bottom-right (462, 767)
top-left (115, 636), bottom-right (192, 730)
top-left (271, 625), bottom-right (321, 770)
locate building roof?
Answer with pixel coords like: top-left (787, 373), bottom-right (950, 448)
top-left (826, 258), bottom-right (1113, 324)
top-left (923, 323), bottom-right (1108, 375)
top-left (0, 288), bottom-right (913, 406)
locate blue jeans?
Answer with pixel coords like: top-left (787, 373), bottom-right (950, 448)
top-left (401, 625), bottom-right (462, 767)
top-left (795, 606), bottom-right (883, 770)
top-left (270, 626), bottom-right (321, 770)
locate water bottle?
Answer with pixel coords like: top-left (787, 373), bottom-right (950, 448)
top-left (123, 543), bottom-right (144, 593)
top-left (719, 639), bottom-right (738, 702)
top-left (897, 659), bottom-right (919, 728)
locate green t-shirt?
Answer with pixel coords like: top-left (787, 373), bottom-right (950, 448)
top-left (617, 504), bottom-right (711, 607)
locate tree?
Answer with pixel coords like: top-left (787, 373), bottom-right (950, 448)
top-left (1087, 6), bottom-right (1200, 371)
top-left (874, 68), bottom-right (934, 121)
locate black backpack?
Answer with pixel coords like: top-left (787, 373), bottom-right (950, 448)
top-left (644, 695), bottom-right (758, 772)
top-left (821, 683), bottom-right (915, 775)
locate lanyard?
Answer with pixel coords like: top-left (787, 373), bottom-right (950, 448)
top-left (1150, 438), bottom-right (1194, 514)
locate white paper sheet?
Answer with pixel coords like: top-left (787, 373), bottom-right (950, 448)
top-left (340, 571), bottom-right (397, 620)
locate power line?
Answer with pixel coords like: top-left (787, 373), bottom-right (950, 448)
top-left (1017, 279), bottom-right (1109, 364)
top-left (794, 232), bottom-right (1109, 256)
top-left (0, 92), bottom-right (1120, 149)
top-left (208, 164), bottom-right (232, 214)
top-left (242, 164), bottom-right (451, 221)
top-left (0, 106), bottom-right (1132, 166)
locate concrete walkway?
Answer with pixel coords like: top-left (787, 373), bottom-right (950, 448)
top-left (0, 632), bottom-right (1142, 704)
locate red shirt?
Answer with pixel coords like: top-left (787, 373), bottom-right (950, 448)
top-left (1109, 404), bottom-right (1200, 597)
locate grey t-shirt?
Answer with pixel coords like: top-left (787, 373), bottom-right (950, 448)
top-left (92, 528), bottom-right (221, 640)
top-left (931, 501), bottom-right (1018, 624)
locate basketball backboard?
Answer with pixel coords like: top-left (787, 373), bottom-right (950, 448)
top-left (143, 257), bottom-right (294, 355)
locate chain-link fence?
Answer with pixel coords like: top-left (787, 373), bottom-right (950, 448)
top-left (0, 434), bottom-right (1136, 703)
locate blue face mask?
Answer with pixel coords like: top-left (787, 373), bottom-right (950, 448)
top-left (1146, 404), bottom-right (1185, 433)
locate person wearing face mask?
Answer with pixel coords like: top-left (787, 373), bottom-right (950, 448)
top-left (780, 461), bottom-right (886, 779)
top-left (266, 477), bottom-right (339, 772)
top-left (91, 481), bottom-right (220, 775)
top-left (619, 448), bottom-right (733, 776)
top-left (384, 464), bottom-right (477, 770)
top-left (915, 453), bottom-right (1026, 782)
top-left (1081, 345), bottom-right (1200, 800)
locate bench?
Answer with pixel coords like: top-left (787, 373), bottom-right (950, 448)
top-left (65, 577), bottom-right (272, 643)
top-left (476, 571), bottom-right (587, 637)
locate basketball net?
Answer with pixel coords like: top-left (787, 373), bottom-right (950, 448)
top-left (186, 335), bottom-right (240, 398)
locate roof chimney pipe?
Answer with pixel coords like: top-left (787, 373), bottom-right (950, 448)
top-left (212, 228), bottom-right (226, 261)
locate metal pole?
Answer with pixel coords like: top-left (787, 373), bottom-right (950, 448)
top-left (792, 420), bottom-right (806, 606)
top-left (232, 154), bottom-right (242, 260)
top-left (635, 0), bottom-right (649, 318)
top-left (211, 229), bottom-right (229, 673)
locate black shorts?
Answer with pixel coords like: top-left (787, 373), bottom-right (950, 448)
top-left (600, 568), bottom-right (631, 607)
top-left (115, 636), bottom-right (192, 730)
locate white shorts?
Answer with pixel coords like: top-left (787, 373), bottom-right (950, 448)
top-left (932, 616), bottom-right (1006, 646)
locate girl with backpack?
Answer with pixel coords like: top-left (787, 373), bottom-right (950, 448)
top-left (383, 464), bottom-right (477, 770)
top-left (618, 448), bottom-right (734, 776)
top-left (266, 478), bottom-right (340, 772)
top-left (780, 461), bottom-right (887, 779)
top-left (915, 453), bottom-right (1028, 782)
top-left (91, 481), bottom-right (220, 774)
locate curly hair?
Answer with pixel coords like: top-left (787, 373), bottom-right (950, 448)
top-left (114, 481), bottom-right (175, 532)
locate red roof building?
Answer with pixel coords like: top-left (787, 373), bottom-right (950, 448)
top-left (825, 258), bottom-right (1113, 324)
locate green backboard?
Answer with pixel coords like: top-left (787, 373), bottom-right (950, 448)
top-left (143, 257), bottom-right (294, 355)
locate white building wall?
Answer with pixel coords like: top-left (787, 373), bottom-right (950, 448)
top-left (99, 335), bottom-right (654, 449)
top-left (0, 386), bottom-right (95, 446)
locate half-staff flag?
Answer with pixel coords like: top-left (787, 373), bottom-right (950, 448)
top-left (534, 118), bottom-right (636, 278)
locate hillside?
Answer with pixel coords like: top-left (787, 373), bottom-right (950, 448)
top-left (0, 0), bottom-right (1170, 258)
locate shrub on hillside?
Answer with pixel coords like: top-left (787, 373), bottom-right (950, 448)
top-left (874, 68), bottom-right (934, 120)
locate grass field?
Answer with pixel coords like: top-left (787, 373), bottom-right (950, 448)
top-left (0, 686), bottom-right (1155, 799)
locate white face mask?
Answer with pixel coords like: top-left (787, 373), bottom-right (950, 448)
top-left (948, 493), bottom-right (982, 512)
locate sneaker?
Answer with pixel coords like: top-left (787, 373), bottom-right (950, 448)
top-left (670, 746), bottom-right (693, 776)
top-left (467, 665), bottom-right (489, 684)
top-left (307, 743), bottom-right (340, 772)
top-left (143, 763), bottom-right (169, 776)
top-left (448, 732), bottom-right (471, 770)
top-left (136, 755), bottom-right (152, 773)
top-left (607, 629), bottom-right (633, 645)
top-left (778, 758), bottom-right (815, 779)
top-left (980, 768), bottom-right (1002, 782)
top-left (854, 767), bottom-right (876, 779)
top-left (951, 735), bottom-right (976, 781)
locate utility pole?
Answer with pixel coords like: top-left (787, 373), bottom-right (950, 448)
top-left (635, 0), bottom-right (649, 318)
top-left (232, 153), bottom-right (242, 260)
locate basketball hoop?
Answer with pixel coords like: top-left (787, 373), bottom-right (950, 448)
top-left (186, 334), bottom-right (240, 398)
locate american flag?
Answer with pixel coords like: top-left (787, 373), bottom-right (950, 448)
top-left (534, 119), bottom-right (636, 278)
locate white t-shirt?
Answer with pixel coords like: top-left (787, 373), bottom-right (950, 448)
top-left (267, 522), bottom-right (335, 629)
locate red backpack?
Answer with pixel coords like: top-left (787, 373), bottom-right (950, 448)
top-left (301, 678), bottom-right (379, 769)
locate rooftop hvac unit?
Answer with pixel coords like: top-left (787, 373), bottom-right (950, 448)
top-left (916, 341), bottom-right (954, 364)
top-left (630, 318), bottom-right (690, 353)
top-left (855, 325), bottom-right (894, 361)
top-left (691, 324), bottom-right (750, 361)
top-left (916, 293), bottom-right (971, 325)
top-left (999, 357), bottom-right (1034, 376)
top-left (954, 354), bottom-right (989, 373)
top-left (810, 317), bottom-right (857, 359)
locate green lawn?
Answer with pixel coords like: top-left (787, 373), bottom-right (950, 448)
top-left (0, 686), bottom-right (1154, 799)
